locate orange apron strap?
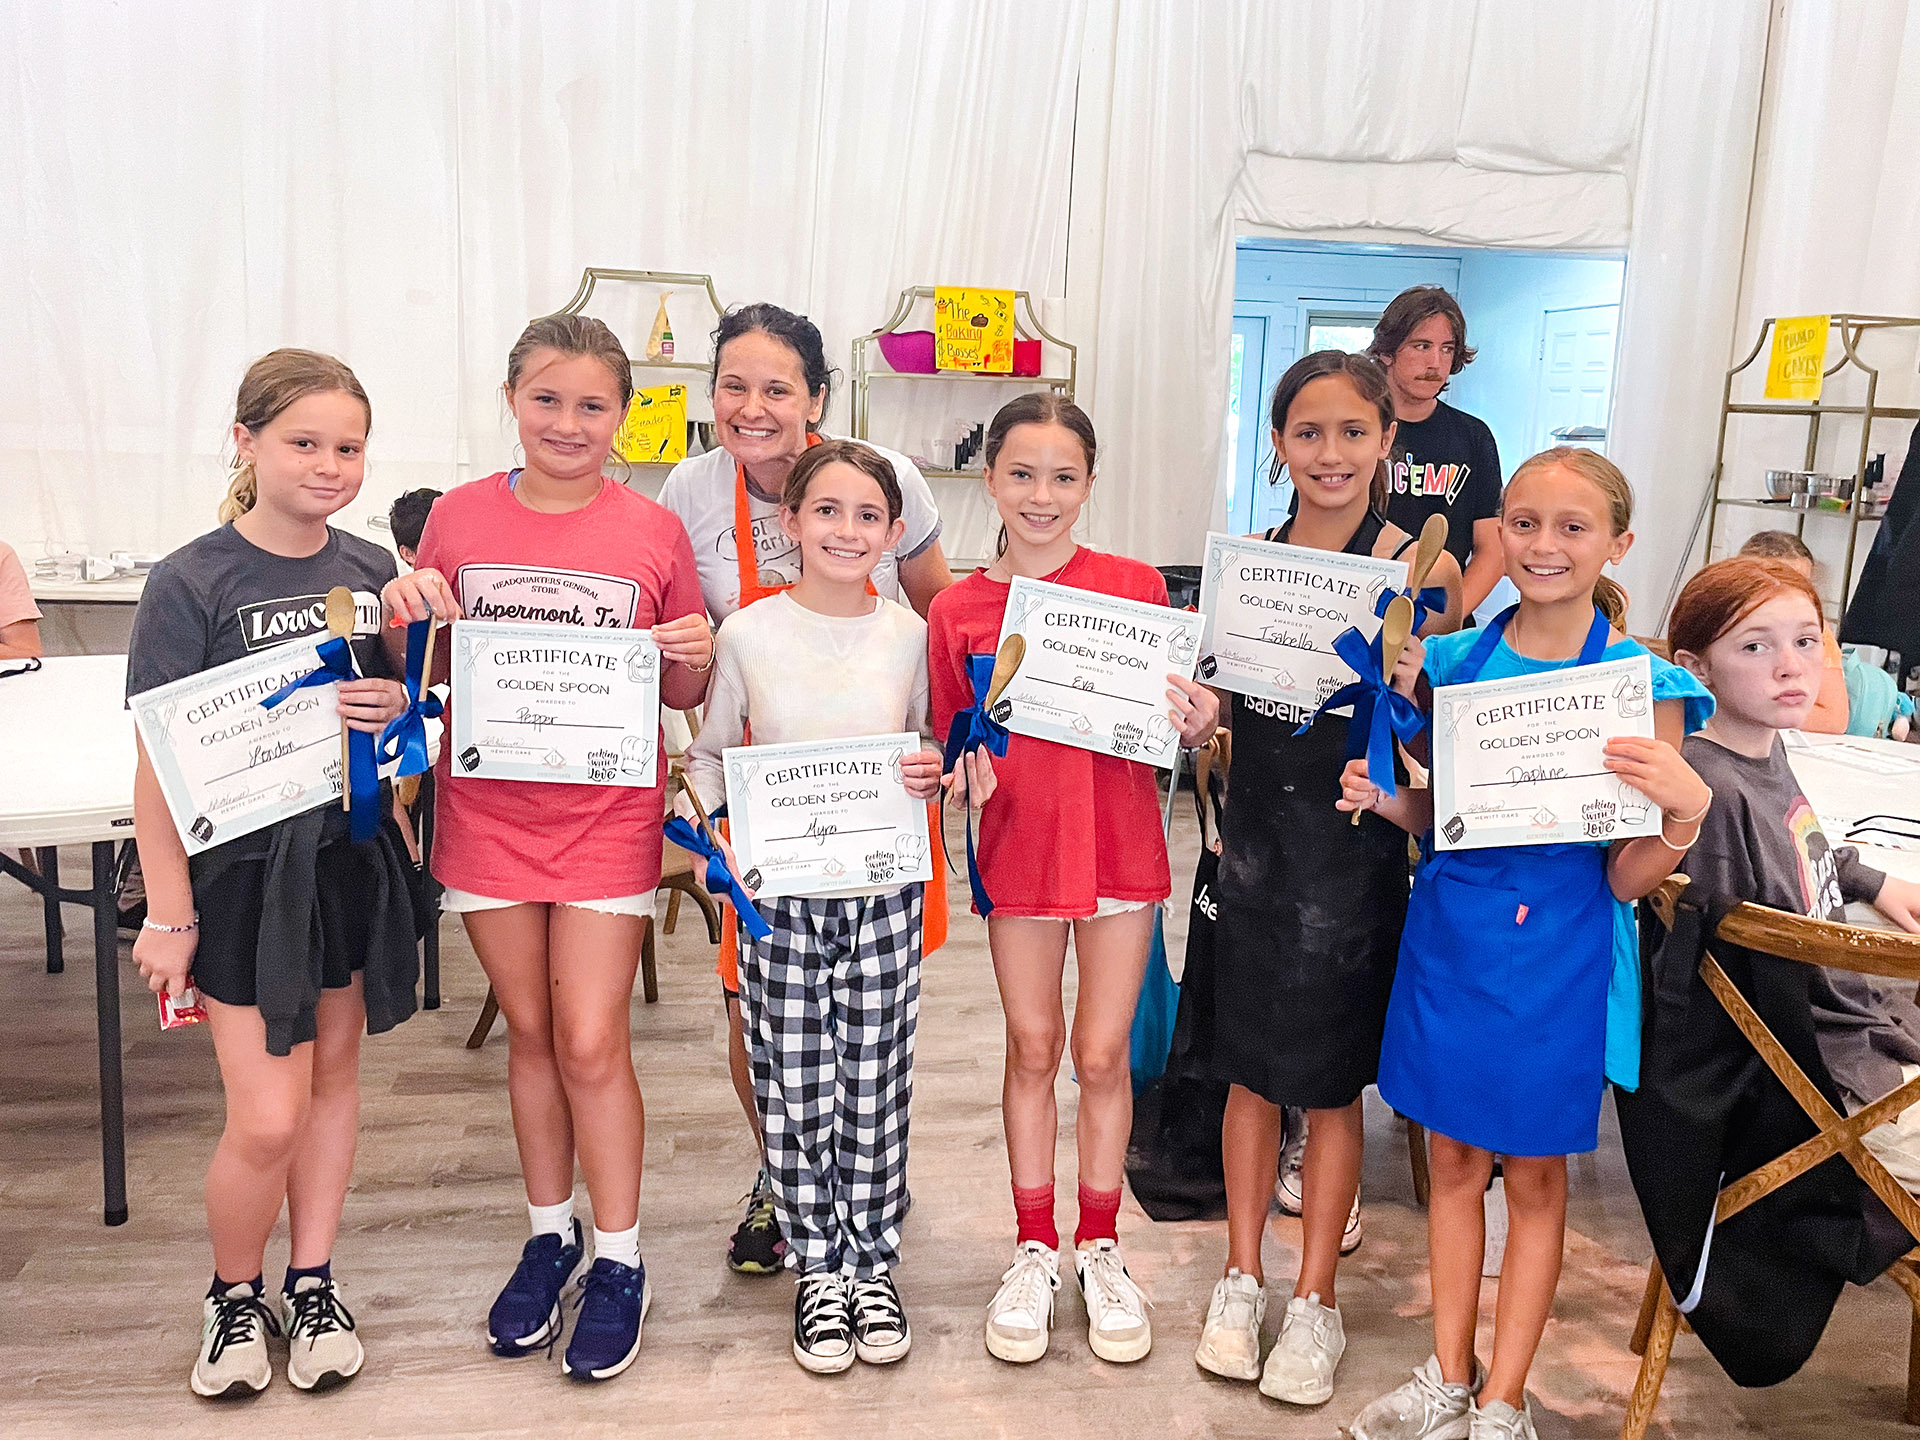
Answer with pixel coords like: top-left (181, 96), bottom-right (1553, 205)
top-left (921, 801), bottom-right (948, 956)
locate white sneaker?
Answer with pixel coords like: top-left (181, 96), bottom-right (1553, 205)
top-left (281, 1274), bottom-right (364, 1391)
top-left (190, 1282), bottom-right (280, 1398)
top-left (1075, 1238), bottom-right (1152, 1363)
top-left (1194, 1268), bottom-right (1265, 1380)
top-left (1482, 1176), bottom-right (1508, 1278)
top-left (985, 1241), bottom-right (1060, 1363)
top-left (1276, 1109), bottom-right (1306, 1215)
top-left (1342, 1187), bottom-right (1364, 1255)
top-left (1349, 1354), bottom-right (1484, 1440)
top-left (1258, 1291), bottom-right (1344, 1404)
top-left (1471, 1396), bottom-right (1538, 1439)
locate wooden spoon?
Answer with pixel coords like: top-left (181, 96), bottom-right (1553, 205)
top-left (672, 762), bottom-right (725, 855)
top-left (1353, 592), bottom-right (1416, 827)
top-left (324, 586), bottom-right (356, 812)
top-left (984, 633), bottom-right (1027, 710)
top-left (1408, 513), bottom-right (1449, 597)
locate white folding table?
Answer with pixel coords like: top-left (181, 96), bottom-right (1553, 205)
top-left (0, 655), bottom-right (138, 1224)
top-left (1786, 731), bottom-right (1920, 906)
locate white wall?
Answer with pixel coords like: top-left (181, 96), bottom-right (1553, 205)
top-left (1447, 251), bottom-right (1626, 476)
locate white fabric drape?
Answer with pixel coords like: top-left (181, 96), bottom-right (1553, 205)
top-left (0, 0), bottom-right (1080, 561)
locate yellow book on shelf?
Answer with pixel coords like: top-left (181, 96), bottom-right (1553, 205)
top-left (613, 383), bottom-right (688, 465)
top-left (934, 287), bottom-right (1015, 373)
top-left (1764, 316), bottom-right (1830, 402)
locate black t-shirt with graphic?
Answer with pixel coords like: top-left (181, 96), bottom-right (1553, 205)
top-left (1383, 399), bottom-right (1503, 570)
top-left (1680, 733), bottom-right (1920, 1111)
top-left (127, 524), bottom-right (397, 700)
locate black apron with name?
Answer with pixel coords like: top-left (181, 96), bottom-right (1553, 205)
top-left (1211, 512), bottom-right (1414, 1109)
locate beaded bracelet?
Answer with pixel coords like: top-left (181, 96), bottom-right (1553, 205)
top-left (141, 917), bottom-right (199, 934)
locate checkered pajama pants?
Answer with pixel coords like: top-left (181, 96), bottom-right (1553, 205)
top-left (739, 883), bottom-right (923, 1278)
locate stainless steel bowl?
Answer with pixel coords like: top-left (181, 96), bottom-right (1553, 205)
top-left (1764, 468), bottom-right (1802, 499)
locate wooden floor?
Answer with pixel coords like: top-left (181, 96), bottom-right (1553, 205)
top-left (3, 810), bottom-right (1914, 1438)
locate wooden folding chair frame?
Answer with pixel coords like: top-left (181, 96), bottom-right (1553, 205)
top-left (1623, 878), bottom-right (1920, 1437)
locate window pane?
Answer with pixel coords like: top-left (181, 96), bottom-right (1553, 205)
top-left (1305, 321), bottom-right (1376, 354)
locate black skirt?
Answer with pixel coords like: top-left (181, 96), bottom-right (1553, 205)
top-left (189, 795), bottom-right (425, 1054)
top-left (1211, 693), bottom-right (1409, 1109)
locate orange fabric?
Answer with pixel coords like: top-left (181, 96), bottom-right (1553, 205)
top-left (715, 439), bottom-right (944, 985)
top-left (1802, 625), bottom-right (1851, 734)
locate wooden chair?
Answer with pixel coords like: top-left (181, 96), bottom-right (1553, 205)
top-left (464, 715), bottom-right (720, 1049)
top-left (1622, 875), bottom-right (1920, 1438)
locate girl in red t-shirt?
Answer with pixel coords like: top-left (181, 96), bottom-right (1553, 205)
top-left (928, 394), bottom-right (1218, 1366)
top-left (382, 315), bottom-right (713, 1384)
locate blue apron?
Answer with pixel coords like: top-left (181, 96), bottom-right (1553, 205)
top-left (1376, 605), bottom-right (1616, 1157)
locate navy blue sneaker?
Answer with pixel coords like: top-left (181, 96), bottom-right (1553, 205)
top-left (488, 1220), bottom-right (584, 1355)
top-left (561, 1258), bottom-right (651, 1381)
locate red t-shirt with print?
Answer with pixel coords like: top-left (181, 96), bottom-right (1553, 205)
top-left (415, 472), bottom-right (703, 901)
top-left (928, 547), bottom-right (1173, 918)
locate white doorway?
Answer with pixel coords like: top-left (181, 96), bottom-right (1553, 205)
top-left (1533, 303), bottom-right (1619, 455)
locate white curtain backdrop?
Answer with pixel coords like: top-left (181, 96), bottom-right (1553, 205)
top-left (0, 0), bottom-right (1081, 560)
top-left (1, 0), bottom-right (1888, 628)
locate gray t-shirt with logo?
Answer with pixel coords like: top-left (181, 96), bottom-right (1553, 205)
top-left (127, 524), bottom-right (397, 700)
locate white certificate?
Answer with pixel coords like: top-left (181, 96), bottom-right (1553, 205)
top-left (722, 733), bottom-right (933, 899)
top-left (132, 638), bottom-right (347, 856)
top-left (1196, 531), bottom-right (1406, 714)
top-left (995, 576), bottom-right (1205, 768)
top-left (1431, 655), bottom-right (1662, 851)
top-left (450, 620), bottom-right (660, 786)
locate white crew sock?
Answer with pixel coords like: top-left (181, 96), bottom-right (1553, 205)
top-left (593, 1221), bottom-right (642, 1270)
top-left (528, 1195), bottom-right (575, 1240)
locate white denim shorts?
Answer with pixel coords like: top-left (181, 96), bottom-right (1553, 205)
top-left (1043, 897), bottom-right (1151, 921)
top-left (440, 887), bottom-right (653, 918)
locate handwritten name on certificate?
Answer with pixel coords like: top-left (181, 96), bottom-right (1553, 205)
top-left (132, 639), bottom-right (346, 855)
top-left (1431, 655), bottom-right (1661, 851)
top-left (1197, 532), bottom-right (1406, 714)
top-left (723, 734), bottom-right (932, 899)
top-left (995, 576), bottom-right (1205, 768)
top-left (450, 620), bottom-right (660, 787)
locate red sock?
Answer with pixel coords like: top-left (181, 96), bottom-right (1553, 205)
top-left (1013, 1182), bottom-right (1058, 1248)
top-left (1074, 1182), bottom-right (1123, 1245)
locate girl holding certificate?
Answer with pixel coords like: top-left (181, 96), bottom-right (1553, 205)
top-left (1340, 449), bottom-right (1712, 1440)
top-left (1195, 352), bottom-right (1461, 1406)
top-left (381, 315), bottom-right (713, 1384)
top-left (682, 439), bottom-right (947, 1373)
top-left (128, 350), bottom-right (417, 1399)
top-left (928, 394), bottom-right (1220, 1366)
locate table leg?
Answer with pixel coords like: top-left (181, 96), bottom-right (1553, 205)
top-left (39, 846), bottom-right (63, 973)
top-left (92, 841), bottom-right (128, 1226)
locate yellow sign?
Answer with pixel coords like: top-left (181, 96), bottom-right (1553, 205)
top-left (1764, 315), bottom-right (1830, 402)
top-left (934, 287), bottom-right (1015, 373)
top-left (613, 383), bottom-right (688, 465)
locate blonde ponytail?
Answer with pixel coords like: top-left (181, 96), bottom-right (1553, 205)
top-left (219, 348), bottom-right (371, 524)
top-left (218, 459), bottom-right (258, 525)
top-left (1506, 445), bottom-right (1636, 628)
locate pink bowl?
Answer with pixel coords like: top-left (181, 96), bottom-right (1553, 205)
top-left (876, 330), bottom-right (937, 373)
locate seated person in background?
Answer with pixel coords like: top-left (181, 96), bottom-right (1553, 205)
top-left (388, 487), bottom-right (441, 568)
top-left (0, 539), bottom-right (44, 660)
top-left (1670, 556), bottom-right (1920, 1190)
top-left (384, 488), bottom-right (441, 861)
top-left (1738, 531), bottom-right (1848, 733)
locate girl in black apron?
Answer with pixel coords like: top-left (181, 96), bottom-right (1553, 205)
top-left (1196, 351), bottom-right (1463, 1408)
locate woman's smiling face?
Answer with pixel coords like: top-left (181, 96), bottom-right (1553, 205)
top-left (713, 329), bottom-right (823, 471)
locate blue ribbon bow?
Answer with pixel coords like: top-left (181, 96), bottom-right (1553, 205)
top-left (376, 619), bottom-right (444, 781)
top-left (663, 813), bottom-right (773, 941)
top-left (1375, 583), bottom-right (1448, 636)
top-left (261, 636), bottom-right (381, 843)
top-left (1294, 625), bottom-right (1427, 804)
top-left (939, 653), bottom-right (1012, 917)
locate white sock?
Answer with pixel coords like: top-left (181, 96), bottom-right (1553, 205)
top-left (528, 1195), bottom-right (575, 1240)
top-left (593, 1222), bottom-right (642, 1270)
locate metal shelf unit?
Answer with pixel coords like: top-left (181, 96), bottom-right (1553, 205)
top-left (1705, 313), bottom-right (1920, 614)
top-left (849, 287), bottom-right (1076, 445)
top-left (548, 268), bottom-right (726, 464)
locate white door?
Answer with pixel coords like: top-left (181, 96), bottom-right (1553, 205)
top-left (1533, 304), bottom-right (1618, 455)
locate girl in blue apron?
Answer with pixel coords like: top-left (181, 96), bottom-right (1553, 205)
top-left (1339, 448), bottom-right (1713, 1440)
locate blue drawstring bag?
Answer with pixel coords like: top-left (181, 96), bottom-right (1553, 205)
top-left (1128, 908), bottom-right (1179, 1093)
